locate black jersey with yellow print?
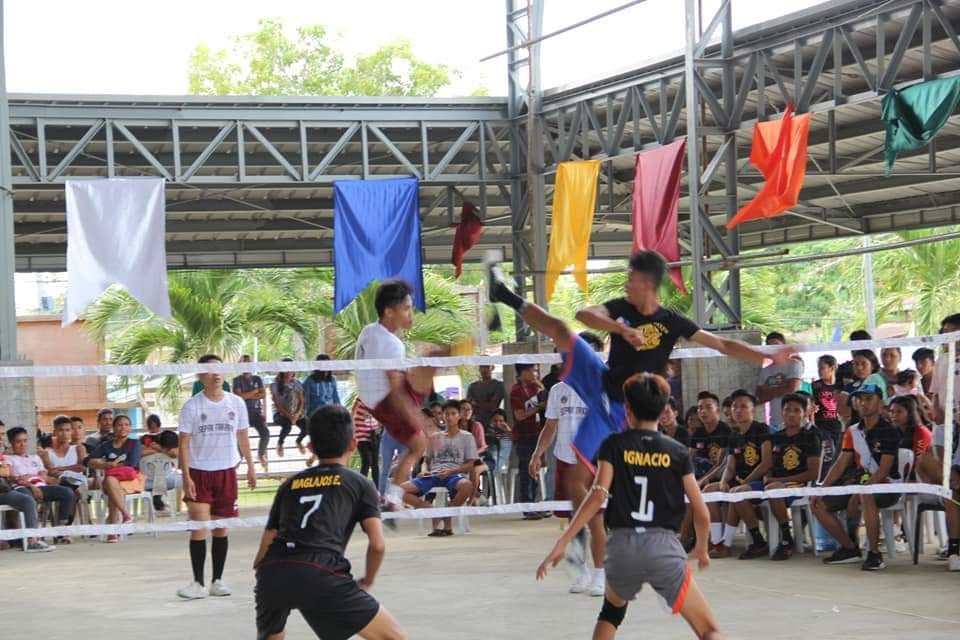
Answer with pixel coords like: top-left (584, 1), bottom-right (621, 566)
top-left (770, 428), bottom-right (821, 479)
top-left (729, 421), bottom-right (770, 481)
top-left (264, 463), bottom-right (380, 571)
top-left (690, 422), bottom-right (732, 469)
top-left (598, 428), bottom-right (694, 532)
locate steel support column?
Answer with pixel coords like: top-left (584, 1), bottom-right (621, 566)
top-left (0, 0), bottom-right (16, 359)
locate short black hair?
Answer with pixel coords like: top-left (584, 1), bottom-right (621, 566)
top-left (158, 430), bottom-right (179, 449)
top-left (515, 363), bottom-right (534, 375)
top-left (146, 414), bottom-right (162, 429)
top-left (912, 347), bottom-right (935, 364)
top-left (849, 330), bottom-right (872, 341)
top-left (766, 331), bottom-right (786, 344)
top-left (721, 396), bottom-right (733, 409)
top-left (53, 415), bottom-right (72, 429)
top-left (940, 313), bottom-right (960, 331)
top-left (308, 404), bottom-right (354, 458)
top-left (459, 399), bottom-right (473, 409)
top-left (429, 401), bottom-right (444, 410)
top-left (729, 389), bottom-right (757, 405)
top-left (817, 354), bottom-right (837, 368)
top-left (421, 408), bottom-right (434, 418)
top-left (897, 369), bottom-right (920, 385)
top-left (781, 393), bottom-right (808, 411)
top-left (198, 354), bottom-right (222, 364)
top-left (579, 332), bottom-right (604, 351)
top-left (375, 280), bottom-right (414, 318)
top-left (697, 390), bottom-right (720, 404)
top-left (623, 373), bottom-right (671, 421)
top-left (96, 408), bottom-right (114, 418)
top-left (6, 426), bottom-right (26, 442)
top-left (69, 416), bottom-right (83, 423)
top-left (666, 396), bottom-right (679, 411)
top-left (442, 400), bottom-right (461, 413)
top-left (491, 408), bottom-right (507, 420)
top-left (628, 250), bottom-right (667, 287)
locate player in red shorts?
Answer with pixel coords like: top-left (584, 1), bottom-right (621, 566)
top-left (177, 353), bottom-right (256, 600)
top-left (355, 280), bottom-right (438, 507)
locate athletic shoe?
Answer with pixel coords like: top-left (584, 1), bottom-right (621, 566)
top-left (738, 542), bottom-right (769, 560)
top-left (428, 529), bottom-right (446, 537)
top-left (153, 495), bottom-right (167, 511)
top-left (823, 546), bottom-right (862, 565)
top-left (948, 555), bottom-right (960, 572)
top-left (709, 543), bottom-right (732, 559)
top-left (24, 541), bottom-right (55, 553)
top-left (770, 543), bottom-right (793, 561)
top-left (208, 579), bottom-right (232, 597)
top-left (104, 535), bottom-right (119, 544)
top-left (177, 581), bottom-right (208, 600)
top-left (861, 551), bottom-right (886, 571)
top-left (569, 566), bottom-right (591, 594)
top-left (522, 512), bottom-right (544, 520)
top-left (485, 251), bottom-right (510, 304)
top-left (588, 571), bottom-right (605, 597)
top-left (935, 549), bottom-right (950, 561)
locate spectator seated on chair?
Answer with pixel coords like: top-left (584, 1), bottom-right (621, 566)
top-left (459, 399), bottom-right (489, 505)
top-left (139, 414), bottom-right (180, 515)
top-left (399, 400), bottom-right (477, 537)
top-left (703, 389), bottom-right (771, 559)
top-left (736, 394), bottom-right (821, 562)
top-left (658, 397), bottom-right (691, 447)
top-left (811, 384), bottom-right (901, 571)
top-left (680, 392), bottom-right (730, 549)
top-left (0, 454), bottom-right (55, 553)
top-left (85, 408), bottom-right (115, 453)
top-left (4, 427), bottom-right (75, 536)
top-left (40, 416), bottom-right (89, 530)
top-left (888, 395), bottom-right (933, 469)
top-left (87, 415), bottom-right (144, 543)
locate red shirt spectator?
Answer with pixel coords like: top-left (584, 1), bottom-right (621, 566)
top-left (510, 380), bottom-right (543, 442)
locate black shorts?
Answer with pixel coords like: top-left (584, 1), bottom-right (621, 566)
top-left (255, 558), bottom-right (379, 640)
top-left (822, 492), bottom-right (899, 512)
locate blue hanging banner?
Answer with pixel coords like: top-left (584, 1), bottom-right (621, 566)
top-left (333, 177), bottom-right (425, 312)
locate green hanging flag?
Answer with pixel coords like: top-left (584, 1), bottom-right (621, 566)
top-left (882, 76), bottom-right (960, 173)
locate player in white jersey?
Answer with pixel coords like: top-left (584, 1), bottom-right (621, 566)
top-left (176, 353), bottom-right (257, 600)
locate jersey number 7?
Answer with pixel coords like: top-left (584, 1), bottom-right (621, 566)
top-left (300, 494), bottom-right (324, 529)
top-left (630, 476), bottom-right (655, 523)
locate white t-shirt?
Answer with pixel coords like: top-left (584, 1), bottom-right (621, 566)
top-left (759, 356), bottom-right (805, 425)
top-left (932, 353), bottom-right (959, 416)
top-left (932, 424), bottom-right (960, 466)
top-left (545, 382), bottom-right (588, 464)
top-left (178, 392), bottom-right (249, 471)
top-left (355, 322), bottom-right (406, 408)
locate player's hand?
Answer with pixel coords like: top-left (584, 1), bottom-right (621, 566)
top-left (247, 467), bottom-right (257, 490)
top-left (358, 576), bottom-right (374, 591)
top-left (437, 469), bottom-right (453, 479)
top-left (689, 545), bottom-right (711, 571)
top-left (537, 542), bottom-right (566, 580)
top-left (184, 478), bottom-right (197, 501)
top-left (529, 455), bottom-right (542, 478)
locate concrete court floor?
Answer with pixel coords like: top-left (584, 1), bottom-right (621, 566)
top-left (0, 516), bottom-right (957, 640)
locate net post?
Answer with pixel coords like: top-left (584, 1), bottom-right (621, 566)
top-left (943, 339), bottom-right (956, 492)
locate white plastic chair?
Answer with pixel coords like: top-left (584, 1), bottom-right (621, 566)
top-left (416, 487), bottom-right (470, 534)
top-left (0, 504), bottom-right (28, 551)
top-left (89, 470), bottom-right (157, 539)
top-left (877, 449), bottom-right (914, 558)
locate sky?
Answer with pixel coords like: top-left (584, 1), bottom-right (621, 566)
top-left (5, 0), bottom-right (826, 97)
top-left (8, 0), bottom-right (826, 311)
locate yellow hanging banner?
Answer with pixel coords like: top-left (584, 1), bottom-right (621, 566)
top-left (546, 160), bottom-right (601, 302)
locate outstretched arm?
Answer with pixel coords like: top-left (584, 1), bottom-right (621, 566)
top-left (692, 330), bottom-right (794, 366)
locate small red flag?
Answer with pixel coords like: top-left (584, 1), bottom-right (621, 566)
top-left (451, 202), bottom-right (483, 278)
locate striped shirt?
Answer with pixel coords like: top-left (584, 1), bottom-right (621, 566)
top-left (353, 401), bottom-right (380, 443)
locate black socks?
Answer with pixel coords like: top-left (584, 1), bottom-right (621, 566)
top-left (190, 539), bottom-right (206, 585)
top-left (212, 536), bottom-right (229, 581)
top-left (749, 527), bottom-right (765, 546)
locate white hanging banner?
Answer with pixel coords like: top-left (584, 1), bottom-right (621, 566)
top-left (63, 178), bottom-right (171, 326)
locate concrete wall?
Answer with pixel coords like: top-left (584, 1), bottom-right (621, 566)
top-left (0, 360), bottom-right (37, 449)
top-left (16, 315), bottom-right (106, 429)
top-left (679, 330), bottom-right (763, 412)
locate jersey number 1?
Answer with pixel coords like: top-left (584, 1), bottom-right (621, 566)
top-left (299, 494), bottom-right (324, 529)
top-left (630, 476), bottom-right (655, 523)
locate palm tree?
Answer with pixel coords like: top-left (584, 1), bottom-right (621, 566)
top-left (84, 270), bottom-right (320, 411)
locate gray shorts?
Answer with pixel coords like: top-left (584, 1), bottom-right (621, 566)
top-left (605, 528), bottom-right (690, 612)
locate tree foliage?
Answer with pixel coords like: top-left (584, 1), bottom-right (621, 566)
top-left (188, 18), bottom-right (457, 97)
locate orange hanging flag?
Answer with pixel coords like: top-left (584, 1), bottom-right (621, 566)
top-left (726, 105), bottom-right (811, 229)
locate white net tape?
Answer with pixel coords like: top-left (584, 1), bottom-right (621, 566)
top-left (0, 331), bottom-right (956, 378)
top-left (0, 483), bottom-right (950, 540)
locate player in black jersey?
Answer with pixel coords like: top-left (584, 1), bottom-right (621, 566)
top-left (254, 405), bottom-right (406, 640)
top-left (537, 373), bottom-right (721, 640)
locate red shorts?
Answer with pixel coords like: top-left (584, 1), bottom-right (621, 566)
top-left (186, 468), bottom-right (238, 518)
top-left (369, 382), bottom-right (425, 446)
